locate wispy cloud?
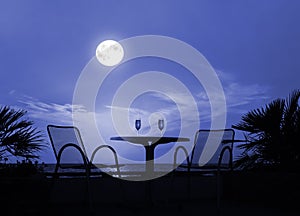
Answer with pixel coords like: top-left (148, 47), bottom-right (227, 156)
top-left (9, 90), bottom-right (16, 95)
top-left (216, 69), bottom-right (270, 113)
top-left (18, 96), bottom-right (84, 125)
top-left (14, 69), bottom-right (269, 131)
top-left (226, 83), bottom-right (269, 107)
top-left (146, 92), bottom-right (200, 130)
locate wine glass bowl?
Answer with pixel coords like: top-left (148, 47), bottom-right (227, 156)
top-left (158, 119), bottom-right (164, 136)
top-left (135, 119), bottom-right (141, 135)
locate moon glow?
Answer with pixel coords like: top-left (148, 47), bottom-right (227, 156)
top-left (95, 40), bottom-right (124, 66)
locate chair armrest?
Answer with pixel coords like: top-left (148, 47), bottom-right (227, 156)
top-left (173, 145), bottom-right (190, 172)
top-left (54, 143), bottom-right (90, 178)
top-left (90, 145), bottom-right (120, 177)
top-left (218, 146), bottom-right (233, 171)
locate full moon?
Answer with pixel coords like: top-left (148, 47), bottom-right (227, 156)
top-left (95, 40), bottom-right (124, 66)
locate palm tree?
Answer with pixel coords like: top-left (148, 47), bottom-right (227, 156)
top-left (0, 106), bottom-right (45, 161)
top-left (232, 89), bottom-right (300, 171)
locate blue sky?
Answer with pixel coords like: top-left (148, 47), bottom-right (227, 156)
top-left (1, 1), bottom-right (300, 163)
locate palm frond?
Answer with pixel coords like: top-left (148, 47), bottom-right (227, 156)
top-left (232, 89), bottom-right (300, 170)
top-left (283, 89), bottom-right (300, 126)
top-left (233, 99), bottom-right (284, 134)
top-left (0, 106), bottom-right (46, 159)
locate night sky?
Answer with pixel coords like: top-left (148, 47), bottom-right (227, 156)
top-left (1, 0), bottom-right (299, 163)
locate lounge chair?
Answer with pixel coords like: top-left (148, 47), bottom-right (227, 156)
top-left (47, 124), bottom-right (120, 178)
top-left (173, 129), bottom-right (235, 214)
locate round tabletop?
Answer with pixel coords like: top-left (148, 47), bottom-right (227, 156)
top-left (110, 136), bottom-right (190, 146)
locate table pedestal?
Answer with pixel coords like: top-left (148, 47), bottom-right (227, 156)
top-left (144, 145), bottom-right (155, 173)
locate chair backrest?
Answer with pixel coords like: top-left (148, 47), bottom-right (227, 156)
top-left (191, 129), bottom-right (235, 168)
top-left (47, 125), bottom-right (88, 165)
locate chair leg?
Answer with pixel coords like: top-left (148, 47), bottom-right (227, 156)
top-left (48, 163), bottom-right (60, 212)
top-left (145, 180), bottom-right (153, 207)
top-left (216, 170), bottom-right (221, 216)
top-left (86, 177), bottom-right (94, 215)
top-left (187, 172), bottom-right (191, 201)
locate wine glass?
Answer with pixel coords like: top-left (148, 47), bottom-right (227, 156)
top-left (158, 119), bottom-right (164, 136)
top-left (135, 119), bottom-right (141, 135)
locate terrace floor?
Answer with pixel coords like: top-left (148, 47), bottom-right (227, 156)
top-left (0, 164), bottom-right (299, 216)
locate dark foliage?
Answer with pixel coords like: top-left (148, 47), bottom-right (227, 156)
top-left (232, 90), bottom-right (300, 171)
top-left (0, 106), bottom-right (45, 160)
